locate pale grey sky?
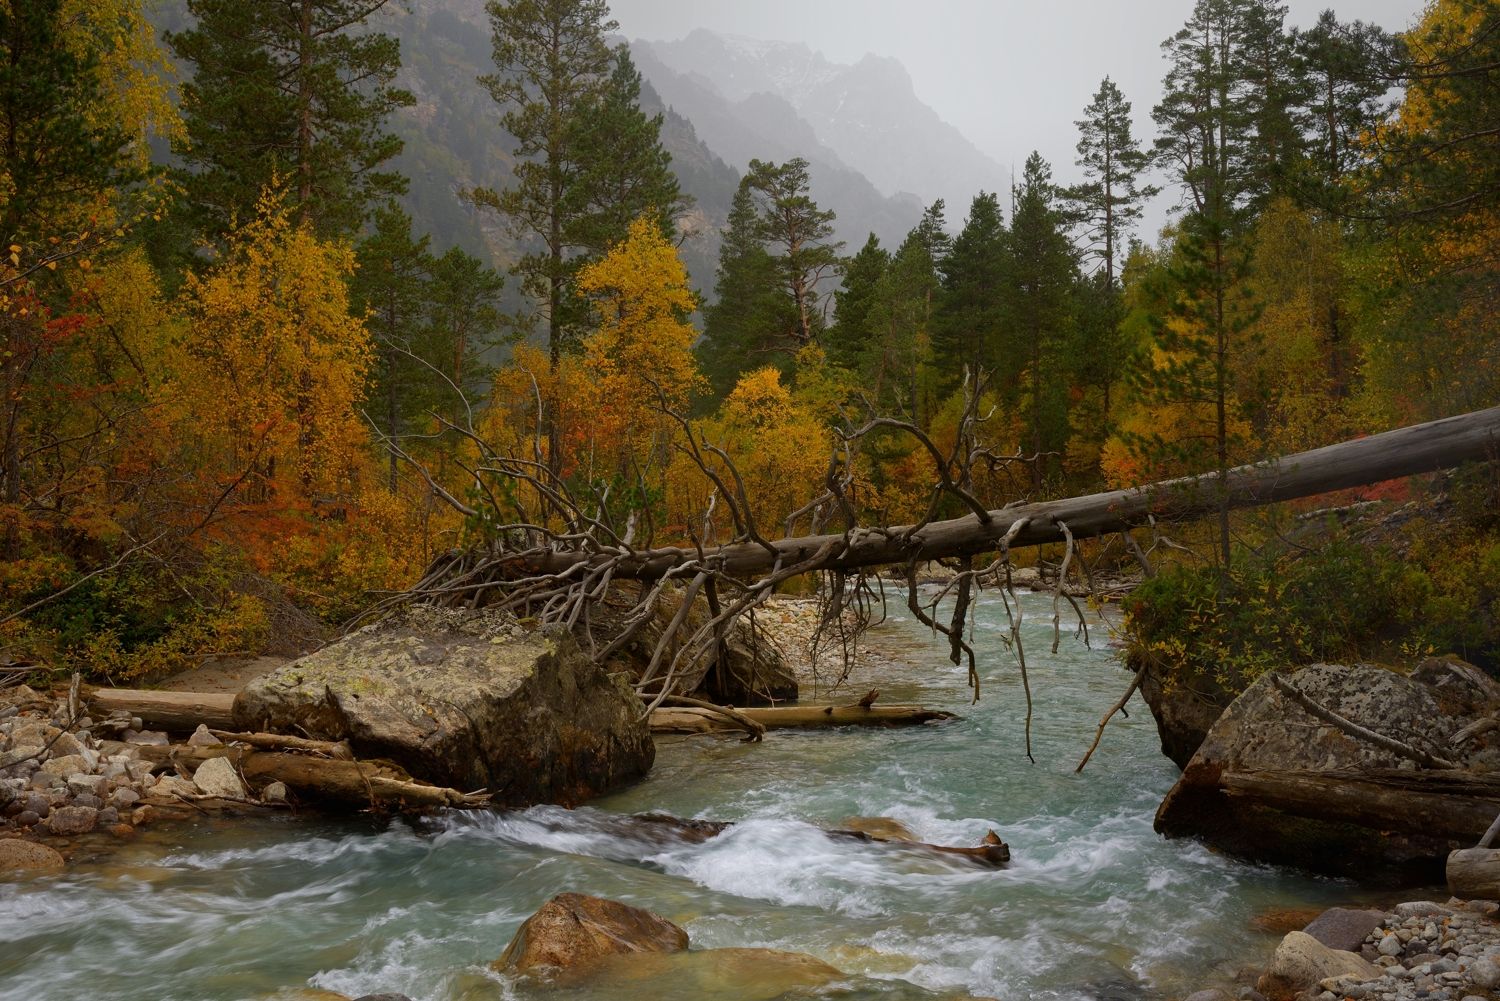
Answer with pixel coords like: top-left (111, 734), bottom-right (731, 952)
top-left (611, 0), bottom-right (1423, 235)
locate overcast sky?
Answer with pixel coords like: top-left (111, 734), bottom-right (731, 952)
top-left (610, 0), bottom-right (1423, 235)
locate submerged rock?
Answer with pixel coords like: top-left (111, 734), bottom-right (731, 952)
top-left (233, 609), bottom-right (653, 805)
top-left (581, 947), bottom-right (845, 998)
top-left (495, 892), bottom-right (690, 974)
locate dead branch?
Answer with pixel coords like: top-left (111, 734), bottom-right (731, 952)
top-left (1270, 673), bottom-right (1459, 769)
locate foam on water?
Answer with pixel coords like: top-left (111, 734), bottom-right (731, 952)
top-left (0, 589), bottom-right (1373, 1001)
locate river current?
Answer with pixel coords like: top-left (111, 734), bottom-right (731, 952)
top-left (1, 589), bottom-right (1381, 1001)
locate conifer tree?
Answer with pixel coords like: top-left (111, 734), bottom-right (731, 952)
top-left (167, 0), bottom-right (413, 240)
top-left (741, 157), bottom-right (843, 348)
top-left (1294, 12), bottom-right (1392, 193)
top-left (699, 184), bottom-right (794, 399)
top-left (1006, 153), bottom-right (1078, 488)
top-left (1063, 78), bottom-right (1158, 288)
top-left (934, 192), bottom-right (1008, 391)
top-left (826, 234), bottom-right (889, 372)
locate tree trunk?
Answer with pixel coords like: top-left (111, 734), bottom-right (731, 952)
top-left (1448, 848), bottom-right (1500, 900)
top-left (84, 688), bottom-right (236, 731)
top-left (509, 404), bottom-right (1500, 582)
top-left (649, 703), bottom-right (955, 734)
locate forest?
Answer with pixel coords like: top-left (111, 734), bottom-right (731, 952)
top-left (0, 0), bottom-right (1497, 695)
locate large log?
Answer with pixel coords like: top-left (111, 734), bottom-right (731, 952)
top-left (1448, 848), bottom-right (1500, 899)
top-left (514, 405), bottom-right (1500, 580)
top-left (85, 688), bottom-right (236, 731)
top-left (649, 703), bottom-right (955, 734)
top-left (1220, 768), bottom-right (1500, 843)
top-left (134, 742), bottom-right (487, 810)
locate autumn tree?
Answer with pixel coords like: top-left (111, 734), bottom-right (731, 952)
top-left (167, 0), bottom-right (413, 240)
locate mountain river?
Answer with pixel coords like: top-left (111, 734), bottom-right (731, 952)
top-left (0, 588), bottom-right (1396, 1001)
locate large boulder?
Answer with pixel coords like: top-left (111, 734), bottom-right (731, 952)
top-left (0, 839), bottom-right (64, 872)
top-left (233, 609), bottom-right (653, 806)
top-left (1156, 663), bottom-right (1469, 876)
top-left (1301, 908), bottom-right (1387, 953)
top-left (1256, 931), bottom-right (1381, 1001)
top-left (582, 584), bottom-right (797, 706)
top-left (495, 892), bottom-right (689, 975)
top-left (1134, 654), bottom-right (1238, 770)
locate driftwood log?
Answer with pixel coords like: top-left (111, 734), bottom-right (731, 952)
top-left (648, 703), bottom-right (955, 734)
top-left (134, 741), bottom-right (487, 811)
top-left (1220, 769), bottom-right (1500, 842)
top-left (1448, 848), bottom-right (1500, 899)
top-left (86, 688), bottom-right (235, 731)
top-left (625, 812), bottom-right (1009, 868)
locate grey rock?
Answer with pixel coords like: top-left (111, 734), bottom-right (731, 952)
top-left (22, 793), bottom-right (49, 816)
top-left (12, 810), bottom-right (39, 827)
top-left (122, 730), bottom-right (168, 746)
top-left (71, 793), bottom-right (101, 810)
top-left (66, 773), bottom-right (105, 797)
top-left (1396, 903), bottom-right (1454, 919)
top-left (1305, 908), bottom-right (1388, 953)
top-left (186, 724), bottom-right (222, 747)
top-left (95, 807), bottom-right (118, 826)
top-left (38, 754), bottom-right (86, 777)
top-left (1466, 957), bottom-right (1500, 990)
top-left (259, 781), bottom-right (288, 804)
top-left (234, 609), bottom-right (654, 805)
top-left (1184, 991), bottom-right (1233, 1001)
top-left (1258, 931), bottom-right (1383, 1001)
top-left (190, 757), bottom-right (245, 799)
top-left (1382, 935), bottom-right (1405, 957)
top-left (107, 788), bottom-right (139, 810)
top-left (44, 805), bottom-right (97, 836)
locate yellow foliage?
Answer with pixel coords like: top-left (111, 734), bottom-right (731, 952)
top-left (174, 187), bottom-right (372, 502)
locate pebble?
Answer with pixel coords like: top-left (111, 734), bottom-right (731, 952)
top-left (1381, 934), bottom-right (1405, 956)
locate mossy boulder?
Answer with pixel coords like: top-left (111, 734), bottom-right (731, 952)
top-left (232, 609), bottom-right (652, 806)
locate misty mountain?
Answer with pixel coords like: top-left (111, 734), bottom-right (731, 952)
top-left (638, 29), bottom-right (1011, 218)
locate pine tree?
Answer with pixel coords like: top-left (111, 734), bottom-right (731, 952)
top-left (1293, 12), bottom-right (1394, 193)
top-left (934, 192), bottom-right (1008, 392)
top-left (699, 184), bottom-right (794, 399)
top-left (565, 46), bottom-right (690, 256)
top-left (741, 157), bottom-right (844, 348)
top-left (167, 0), bottom-right (413, 240)
top-left (427, 246), bottom-right (506, 421)
top-left (1237, 0), bottom-right (1308, 209)
top-left (350, 205), bottom-right (434, 492)
top-left (1006, 153), bottom-right (1078, 488)
top-left (1063, 78), bottom-right (1158, 288)
top-left (826, 234), bottom-right (889, 372)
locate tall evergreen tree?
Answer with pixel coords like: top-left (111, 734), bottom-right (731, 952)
top-left (826, 233), bottom-right (889, 372)
top-left (1294, 12), bottom-right (1393, 193)
top-left (167, 0), bottom-right (413, 240)
top-left (1237, 0), bottom-right (1308, 208)
top-left (565, 46), bottom-right (690, 255)
top-left (934, 192), bottom-right (1008, 391)
top-left (1006, 153), bottom-right (1078, 488)
top-left (741, 157), bottom-right (843, 348)
top-left (427, 246), bottom-right (506, 421)
top-left (1063, 77), bottom-right (1158, 288)
top-left (698, 184), bottom-right (795, 399)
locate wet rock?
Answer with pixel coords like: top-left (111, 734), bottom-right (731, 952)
top-left (1303, 909), bottom-right (1387, 953)
top-left (187, 724), bottom-right (222, 747)
top-left (191, 757), bottom-right (246, 799)
top-left (839, 816), bottom-right (918, 841)
top-left (495, 892), bottom-right (689, 974)
top-left (1156, 664), bottom-right (1464, 876)
top-left (235, 609), bottom-right (653, 805)
top-left (1257, 931), bottom-right (1382, 1001)
top-left (0, 839), bottom-right (64, 871)
top-left (582, 947), bottom-right (844, 998)
top-left (350, 995), bottom-right (415, 1001)
top-left (44, 805), bottom-right (98, 836)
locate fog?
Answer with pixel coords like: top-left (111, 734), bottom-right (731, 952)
top-left (610, 0), bottom-right (1422, 238)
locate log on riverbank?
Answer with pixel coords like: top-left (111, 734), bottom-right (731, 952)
top-left (649, 703), bottom-right (955, 734)
top-left (85, 688), bottom-right (235, 732)
top-left (134, 740), bottom-right (488, 811)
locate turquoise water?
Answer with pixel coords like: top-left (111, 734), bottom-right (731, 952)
top-left (0, 589), bottom-right (1373, 1001)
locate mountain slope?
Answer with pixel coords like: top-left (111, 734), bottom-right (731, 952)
top-left (642, 29), bottom-right (1010, 216)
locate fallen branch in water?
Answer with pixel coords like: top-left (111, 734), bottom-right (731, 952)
top-left (648, 701), bottom-right (955, 734)
top-left (652, 695), bottom-right (765, 742)
top-left (1076, 661), bottom-right (1148, 773)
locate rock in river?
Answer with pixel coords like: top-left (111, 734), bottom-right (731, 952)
top-left (0, 839), bottom-right (64, 872)
top-left (495, 892), bottom-right (690, 975)
top-left (233, 608), bottom-right (653, 806)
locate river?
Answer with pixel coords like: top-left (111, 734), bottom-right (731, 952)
top-left (0, 588), bottom-right (1384, 1001)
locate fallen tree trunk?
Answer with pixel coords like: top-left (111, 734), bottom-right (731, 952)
top-left (508, 405), bottom-right (1500, 581)
top-left (133, 743), bottom-right (487, 811)
top-left (649, 703), bottom-right (955, 734)
top-left (1220, 768), bottom-right (1500, 843)
top-left (1448, 847), bottom-right (1500, 899)
top-left (86, 688), bottom-right (236, 731)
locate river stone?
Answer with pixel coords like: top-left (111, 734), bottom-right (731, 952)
top-left (1303, 909), bottom-right (1388, 953)
top-left (260, 781), bottom-right (289, 804)
top-left (191, 757), bottom-right (246, 799)
top-left (233, 609), bottom-right (653, 804)
top-left (0, 839), bottom-right (64, 871)
top-left (579, 947), bottom-right (845, 997)
top-left (839, 816), bottom-right (918, 841)
top-left (186, 724), bottom-right (223, 747)
top-left (581, 583), bottom-right (798, 706)
top-left (1156, 664), bottom-right (1461, 876)
top-left (1469, 957), bottom-right (1500, 990)
top-left (44, 805), bottom-right (98, 836)
top-left (1184, 991), bottom-right (1234, 1001)
top-left (495, 892), bottom-right (690, 974)
top-left (1256, 931), bottom-right (1383, 1001)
